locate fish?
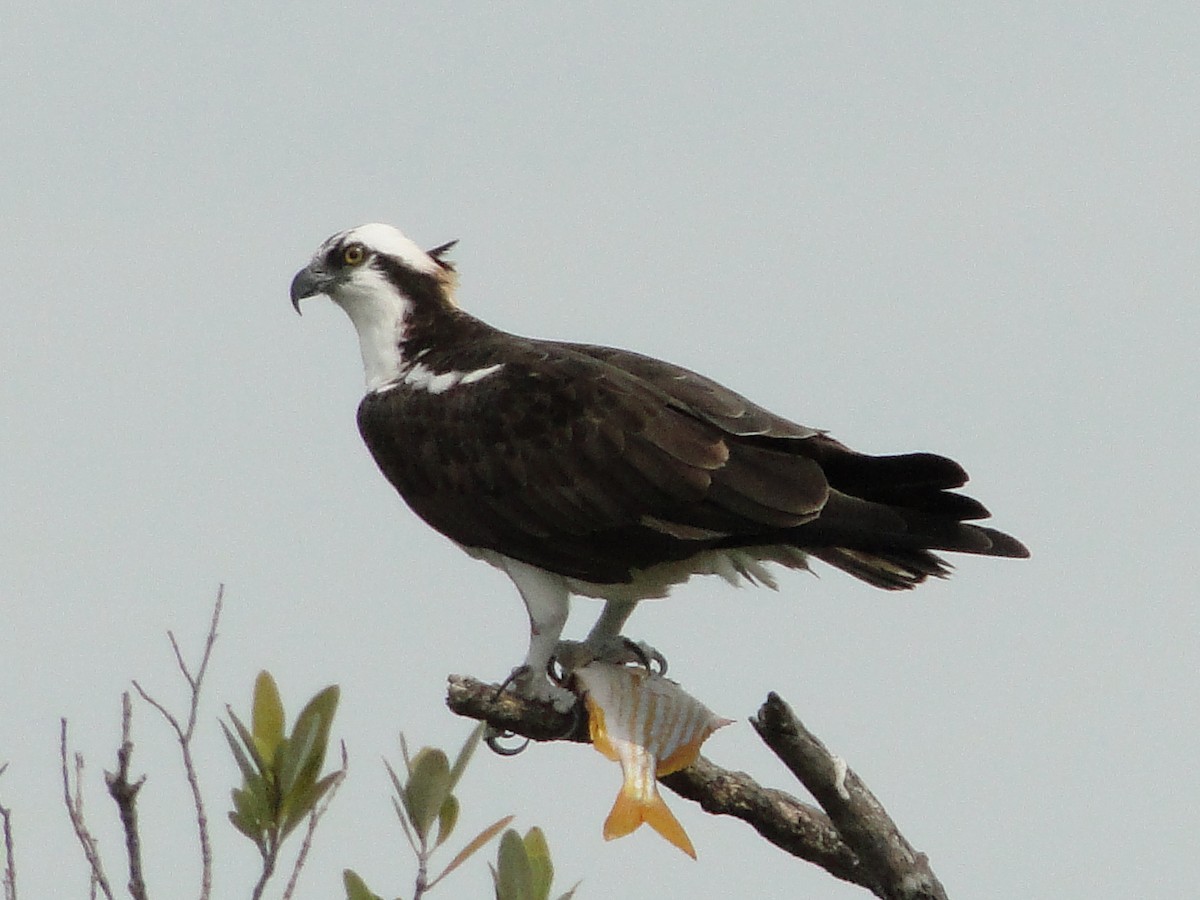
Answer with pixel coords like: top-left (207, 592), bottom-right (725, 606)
top-left (574, 661), bottom-right (733, 858)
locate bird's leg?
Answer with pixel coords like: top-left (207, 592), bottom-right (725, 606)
top-left (556, 600), bottom-right (668, 674)
top-left (501, 560), bottom-right (576, 711)
top-left (588, 598), bottom-right (639, 641)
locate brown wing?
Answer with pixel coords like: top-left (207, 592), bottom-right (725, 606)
top-left (569, 343), bottom-right (1028, 579)
top-left (355, 339), bottom-right (830, 583)
top-left (357, 332), bottom-right (1028, 587)
top-left (568, 343), bottom-right (820, 440)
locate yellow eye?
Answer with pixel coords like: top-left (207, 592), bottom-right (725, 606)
top-left (343, 243), bottom-right (366, 266)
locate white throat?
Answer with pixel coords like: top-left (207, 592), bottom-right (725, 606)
top-left (331, 267), bottom-right (414, 392)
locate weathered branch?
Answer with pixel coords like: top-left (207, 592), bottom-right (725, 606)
top-left (0, 763), bottom-right (16, 900)
top-left (751, 693), bottom-right (948, 900)
top-left (446, 674), bottom-right (946, 899)
top-left (104, 693), bottom-right (148, 900)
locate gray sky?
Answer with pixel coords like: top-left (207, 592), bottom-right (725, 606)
top-left (3, 4), bottom-right (1197, 898)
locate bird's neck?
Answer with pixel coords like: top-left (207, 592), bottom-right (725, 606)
top-left (335, 280), bottom-right (486, 392)
top-left (334, 284), bottom-right (413, 392)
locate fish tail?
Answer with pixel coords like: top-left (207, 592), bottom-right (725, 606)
top-left (603, 785), bottom-right (696, 859)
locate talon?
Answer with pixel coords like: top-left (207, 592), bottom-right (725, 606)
top-left (547, 655), bottom-right (570, 688)
top-left (619, 638), bottom-right (669, 675)
top-left (648, 647), bottom-right (668, 676)
top-left (564, 634), bottom-right (670, 674)
top-left (484, 725), bottom-right (530, 756)
top-left (494, 665), bottom-right (530, 700)
top-left (495, 662), bottom-right (578, 712)
top-left (622, 637), bottom-right (652, 670)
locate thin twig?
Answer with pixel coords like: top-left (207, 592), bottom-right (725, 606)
top-left (280, 741), bottom-right (350, 900)
top-left (104, 693), bottom-right (148, 900)
top-left (131, 585), bottom-right (223, 900)
top-left (0, 763), bottom-right (16, 900)
top-left (250, 844), bottom-right (279, 900)
top-left (59, 721), bottom-right (115, 900)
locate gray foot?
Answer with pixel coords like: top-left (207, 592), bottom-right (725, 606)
top-left (554, 636), bottom-right (669, 676)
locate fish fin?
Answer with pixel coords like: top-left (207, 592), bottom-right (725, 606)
top-left (657, 715), bottom-right (734, 774)
top-left (656, 738), bottom-right (704, 776)
top-left (586, 697), bottom-right (620, 762)
top-left (603, 785), bottom-right (696, 859)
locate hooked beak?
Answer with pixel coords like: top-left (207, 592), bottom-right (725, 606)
top-left (289, 264), bottom-right (332, 314)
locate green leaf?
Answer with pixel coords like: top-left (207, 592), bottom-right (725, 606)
top-left (278, 710), bottom-right (319, 798)
top-left (228, 809), bottom-right (264, 847)
top-left (404, 748), bottom-right (450, 842)
top-left (384, 758), bottom-right (420, 853)
top-left (429, 814), bottom-right (514, 890)
top-left (447, 723), bottom-right (484, 791)
top-left (342, 869), bottom-right (385, 900)
top-left (390, 794), bottom-right (418, 854)
top-left (252, 671), bottom-right (285, 765)
top-left (290, 685), bottom-right (340, 789)
top-left (523, 827), bottom-right (553, 900)
top-left (384, 758), bottom-right (406, 805)
top-left (399, 733), bottom-right (413, 776)
top-left (495, 828), bottom-right (534, 900)
top-left (221, 721), bottom-right (259, 784)
top-left (229, 783), bottom-right (273, 847)
top-left (434, 792), bottom-right (459, 848)
top-left (231, 783), bottom-right (270, 827)
top-left (280, 769), bottom-right (342, 840)
top-left (226, 708), bottom-right (268, 777)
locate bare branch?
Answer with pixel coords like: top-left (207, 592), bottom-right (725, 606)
top-left (658, 755), bottom-right (864, 883)
top-left (446, 674), bottom-right (944, 898)
top-left (445, 676), bottom-right (590, 743)
top-left (103, 693), bottom-right (148, 900)
top-left (1, 763), bottom-right (16, 900)
top-left (750, 693), bottom-right (948, 900)
top-left (280, 741), bottom-right (350, 900)
top-left (250, 845), bottom-right (279, 900)
top-left (131, 585), bottom-right (223, 900)
top-left (59, 721), bottom-right (115, 900)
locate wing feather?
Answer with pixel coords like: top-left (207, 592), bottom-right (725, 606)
top-left (355, 328), bottom-right (1027, 586)
top-left (570, 344), bottom-right (820, 439)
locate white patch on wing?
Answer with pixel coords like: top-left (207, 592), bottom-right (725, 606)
top-left (390, 362), bottom-right (505, 395)
top-left (459, 362), bottom-right (504, 384)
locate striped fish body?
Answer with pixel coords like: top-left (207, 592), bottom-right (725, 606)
top-left (575, 662), bottom-right (732, 858)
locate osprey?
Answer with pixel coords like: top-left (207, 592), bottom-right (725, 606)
top-left (291, 223), bottom-right (1028, 708)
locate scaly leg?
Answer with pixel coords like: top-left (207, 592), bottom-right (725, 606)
top-left (557, 599), bottom-right (668, 674)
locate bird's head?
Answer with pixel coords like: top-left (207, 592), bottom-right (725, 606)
top-left (291, 223), bottom-right (460, 390)
top-left (289, 223), bottom-right (458, 315)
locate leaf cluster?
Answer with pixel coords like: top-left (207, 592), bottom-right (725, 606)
top-left (345, 725), bottom-right (571, 900)
top-left (490, 827), bottom-right (578, 900)
top-left (222, 671), bottom-right (341, 858)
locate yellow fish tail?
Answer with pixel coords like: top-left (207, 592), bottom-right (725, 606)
top-left (603, 784), bottom-right (696, 859)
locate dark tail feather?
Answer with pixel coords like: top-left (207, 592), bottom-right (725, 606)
top-left (801, 442), bottom-right (996, 519)
top-left (810, 547), bottom-right (952, 590)
top-left (795, 490), bottom-right (1029, 590)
